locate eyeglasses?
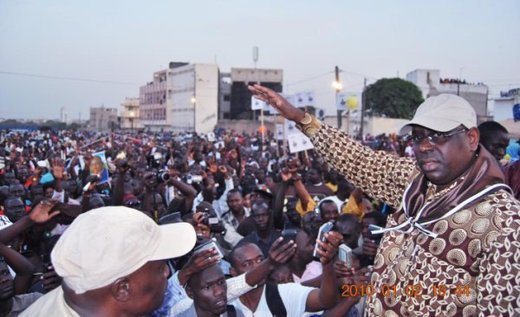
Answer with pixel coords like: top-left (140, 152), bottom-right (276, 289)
top-left (411, 128), bottom-right (467, 147)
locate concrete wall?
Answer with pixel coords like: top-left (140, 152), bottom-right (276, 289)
top-left (89, 107), bottom-right (118, 131)
top-left (194, 64), bottom-right (219, 134)
top-left (171, 65), bottom-right (196, 132)
top-left (216, 119), bottom-right (276, 135)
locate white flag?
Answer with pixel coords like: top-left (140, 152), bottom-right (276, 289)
top-left (276, 124), bottom-right (284, 140)
top-left (336, 93), bottom-right (347, 110)
top-left (251, 96), bottom-right (266, 110)
top-left (294, 91), bottom-right (315, 107)
top-left (284, 119), bottom-right (298, 136)
top-left (287, 134), bottom-right (314, 153)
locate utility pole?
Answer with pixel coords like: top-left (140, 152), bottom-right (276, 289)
top-left (334, 66), bottom-right (342, 129)
top-left (359, 78), bottom-right (367, 140)
top-left (253, 46), bottom-right (265, 149)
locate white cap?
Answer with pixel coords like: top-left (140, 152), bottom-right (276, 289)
top-left (51, 206), bottom-right (196, 294)
top-left (399, 94), bottom-right (477, 135)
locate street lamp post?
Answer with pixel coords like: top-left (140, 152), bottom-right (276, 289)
top-left (191, 96), bottom-right (196, 132)
top-left (128, 110), bottom-right (135, 133)
top-left (333, 66), bottom-right (343, 130)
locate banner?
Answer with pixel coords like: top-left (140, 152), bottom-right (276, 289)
top-left (284, 119), bottom-right (299, 136)
top-left (91, 151), bottom-right (110, 184)
top-left (294, 91), bottom-right (315, 108)
top-left (288, 133), bottom-right (314, 153)
top-left (251, 96), bottom-right (266, 110)
top-left (275, 124), bottom-right (284, 141)
top-left (337, 93), bottom-right (360, 111)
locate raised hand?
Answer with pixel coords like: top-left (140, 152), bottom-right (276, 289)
top-left (316, 231), bottom-right (342, 265)
top-left (177, 248), bottom-right (221, 286)
top-left (29, 200), bottom-right (61, 223)
top-left (248, 84), bottom-right (305, 122)
top-left (268, 237), bottom-right (297, 266)
top-left (51, 158), bottom-right (65, 180)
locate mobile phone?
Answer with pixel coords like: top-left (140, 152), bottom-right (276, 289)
top-left (368, 224), bottom-right (384, 242)
top-left (193, 238), bottom-right (224, 261)
top-left (313, 221), bottom-right (335, 259)
top-left (281, 228), bottom-right (298, 244)
top-left (338, 244), bottom-right (353, 268)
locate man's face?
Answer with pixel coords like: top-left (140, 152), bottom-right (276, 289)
top-left (45, 187), bottom-right (54, 199)
top-left (412, 126), bottom-right (476, 185)
top-left (336, 220), bottom-right (361, 249)
top-left (251, 205), bottom-right (270, 231)
top-left (308, 169), bottom-right (321, 184)
top-left (3, 173), bottom-right (16, 185)
top-left (362, 217), bottom-right (377, 239)
top-left (126, 260), bottom-right (170, 315)
top-left (17, 167), bottom-right (29, 181)
top-left (269, 265), bottom-right (294, 284)
top-left (188, 265), bottom-right (227, 315)
top-left (4, 198), bottom-right (25, 222)
top-left (90, 157), bottom-right (103, 175)
top-left (255, 170), bottom-right (266, 183)
top-left (143, 172), bottom-right (158, 189)
top-left (8, 184), bottom-right (25, 198)
top-left (242, 193), bottom-right (252, 209)
top-left (227, 192), bottom-right (243, 213)
top-left (63, 180), bottom-right (77, 195)
top-left (481, 131), bottom-right (509, 162)
top-left (320, 202), bottom-right (339, 223)
top-left (30, 185), bottom-right (44, 199)
top-left (232, 244), bottom-right (264, 276)
top-left (0, 262), bottom-right (14, 300)
top-left (295, 230), bottom-right (315, 264)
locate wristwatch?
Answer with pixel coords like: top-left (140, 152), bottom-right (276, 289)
top-left (299, 112), bottom-right (313, 126)
top-left (297, 113), bottom-right (321, 137)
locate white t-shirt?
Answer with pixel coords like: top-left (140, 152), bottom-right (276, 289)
top-left (230, 283), bottom-right (314, 317)
top-left (19, 287), bottom-right (79, 317)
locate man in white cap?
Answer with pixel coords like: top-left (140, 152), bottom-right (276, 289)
top-left (21, 206), bottom-right (196, 316)
top-left (249, 85), bottom-right (520, 316)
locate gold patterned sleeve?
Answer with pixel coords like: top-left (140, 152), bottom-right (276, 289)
top-left (476, 197), bottom-right (520, 316)
top-left (305, 122), bottom-right (417, 209)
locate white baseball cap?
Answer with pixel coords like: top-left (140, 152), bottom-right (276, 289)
top-left (51, 206), bottom-right (196, 294)
top-left (399, 94), bottom-right (477, 135)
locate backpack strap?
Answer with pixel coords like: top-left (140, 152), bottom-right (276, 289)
top-left (265, 282), bottom-right (287, 317)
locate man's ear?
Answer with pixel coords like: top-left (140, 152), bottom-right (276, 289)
top-left (111, 278), bottom-right (131, 302)
top-left (467, 127), bottom-right (480, 152)
top-left (185, 284), bottom-right (194, 299)
top-left (230, 267), bottom-right (238, 277)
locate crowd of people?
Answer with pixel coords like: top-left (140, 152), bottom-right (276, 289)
top-left (0, 89), bottom-right (519, 316)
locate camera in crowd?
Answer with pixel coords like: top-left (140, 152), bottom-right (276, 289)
top-left (156, 170), bottom-right (170, 183)
top-left (199, 211), bottom-right (225, 233)
top-left (186, 174), bottom-right (203, 184)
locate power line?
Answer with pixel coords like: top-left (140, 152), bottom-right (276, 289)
top-left (285, 71), bottom-right (334, 87)
top-left (0, 71), bottom-right (138, 86)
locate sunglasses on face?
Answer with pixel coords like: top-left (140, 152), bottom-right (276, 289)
top-left (411, 128), bottom-right (467, 147)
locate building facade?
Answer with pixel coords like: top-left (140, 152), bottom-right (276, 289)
top-left (89, 106), bottom-right (118, 131)
top-left (406, 69), bottom-right (490, 123)
top-left (493, 88), bottom-right (520, 121)
top-left (139, 62), bottom-right (219, 133)
top-left (225, 68), bottom-right (283, 120)
top-left (120, 97), bottom-right (142, 130)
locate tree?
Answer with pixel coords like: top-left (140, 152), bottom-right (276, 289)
top-left (363, 78), bottom-right (424, 119)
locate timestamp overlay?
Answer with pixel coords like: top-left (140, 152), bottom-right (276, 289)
top-left (341, 283), bottom-right (472, 299)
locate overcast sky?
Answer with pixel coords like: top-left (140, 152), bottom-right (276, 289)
top-left (1, 0), bottom-right (519, 120)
